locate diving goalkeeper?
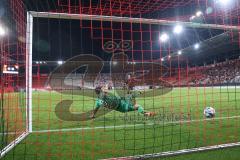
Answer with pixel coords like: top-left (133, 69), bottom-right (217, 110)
top-left (91, 85), bottom-right (156, 118)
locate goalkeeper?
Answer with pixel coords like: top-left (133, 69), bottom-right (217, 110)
top-left (91, 85), bottom-right (156, 118)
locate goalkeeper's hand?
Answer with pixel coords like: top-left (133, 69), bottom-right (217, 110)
top-left (144, 112), bottom-right (156, 117)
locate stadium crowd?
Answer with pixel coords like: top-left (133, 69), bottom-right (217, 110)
top-left (190, 59), bottom-right (240, 85)
top-left (94, 58), bottom-right (240, 87)
top-left (31, 58), bottom-right (240, 89)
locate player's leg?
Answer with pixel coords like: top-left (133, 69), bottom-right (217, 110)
top-left (132, 104), bottom-right (156, 117)
top-left (118, 99), bottom-right (155, 117)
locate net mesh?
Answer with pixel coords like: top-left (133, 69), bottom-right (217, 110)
top-left (0, 0), bottom-right (27, 156)
top-left (1, 0), bottom-right (240, 159)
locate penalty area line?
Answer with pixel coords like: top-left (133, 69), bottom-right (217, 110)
top-left (32, 115), bottom-right (240, 134)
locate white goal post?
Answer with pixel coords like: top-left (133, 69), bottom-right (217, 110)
top-left (0, 12), bottom-right (33, 158)
top-left (29, 11), bottom-right (240, 31)
top-left (1, 11), bottom-right (240, 159)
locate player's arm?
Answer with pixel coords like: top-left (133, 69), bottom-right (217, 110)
top-left (90, 99), bottom-right (103, 119)
top-left (91, 107), bottom-right (100, 119)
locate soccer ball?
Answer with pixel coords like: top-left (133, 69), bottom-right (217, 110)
top-left (203, 107), bottom-right (215, 118)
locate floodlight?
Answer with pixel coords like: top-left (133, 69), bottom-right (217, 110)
top-left (0, 25), bottom-right (6, 37)
top-left (112, 61), bottom-right (118, 65)
top-left (194, 43), bottom-right (200, 50)
top-left (173, 25), bottom-right (183, 34)
top-left (159, 33), bottom-right (169, 42)
top-left (190, 16), bottom-right (196, 20)
top-left (168, 55), bottom-right (171, 59)
top-left (196, 11), bottom-right (203, 17)
top-left (217, 0), bottom-right (231, 5)
top-left (161, 58), bottom-right (164, 62)
top-left (178, 51), bottom-right (182, 55)
top-left (57, 60), bottom-right (63, 65)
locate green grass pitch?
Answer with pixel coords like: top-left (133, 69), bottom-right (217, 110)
top-left (2, 87), bottom-right (240, 160)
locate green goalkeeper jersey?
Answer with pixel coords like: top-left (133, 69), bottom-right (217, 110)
top-left (95, 92), bottom-right (121, 110)
top-left (95, 91), bottom-right (143, 113)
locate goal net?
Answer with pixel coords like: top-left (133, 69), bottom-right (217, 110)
top-left (0, 0), bottom-right (29, 157)
top-left (1, 0), bottom-right (240, 159)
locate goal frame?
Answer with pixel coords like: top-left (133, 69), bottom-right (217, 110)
top-left (1, 10), bottom-right (240, 159)
top-left (0, 12), bottom-right (33, 158)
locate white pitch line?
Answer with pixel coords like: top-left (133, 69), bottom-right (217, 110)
top-left (1, 115), bottom-right (240, 135)
top-left (102, 142), bottom-right (240, 160)
top-left (32, 115), bottom-right (240, 133)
